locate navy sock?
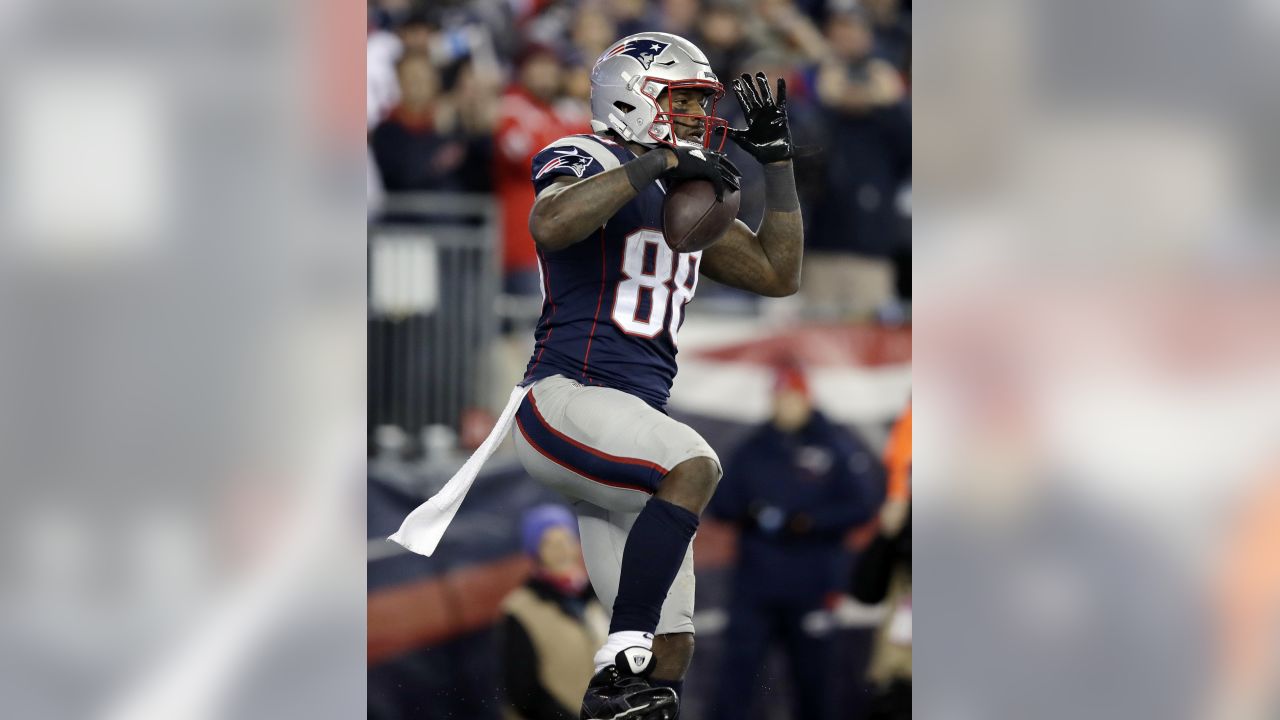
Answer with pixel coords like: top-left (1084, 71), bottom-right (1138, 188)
top-left (610, 497), bottom-right (700, 634)
top-left (655, 676), bottom-right (686, 696)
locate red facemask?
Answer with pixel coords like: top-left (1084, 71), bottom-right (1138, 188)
top-left (641, 78), bottom-right (730, 150)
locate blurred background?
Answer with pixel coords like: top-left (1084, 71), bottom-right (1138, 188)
top-left (0, 0), bottom-right (368, 718)
top-left (5, 0), bottom-right (1278, 717)
top-left (364, 0), bottom-right (912, 718)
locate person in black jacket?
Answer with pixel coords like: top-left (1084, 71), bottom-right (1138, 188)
top-left (500, 504), bottom-right (608, 720)
top-left (370, 53), bottom-right (492, 193)
top-left (707, 363), bottom-right (886, 720)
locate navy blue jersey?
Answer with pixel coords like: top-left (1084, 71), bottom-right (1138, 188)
top-left (522, 133), bottom-right (703, 410)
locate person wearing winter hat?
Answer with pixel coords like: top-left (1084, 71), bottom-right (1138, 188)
top-left (500, 504), bottom-right (608, 719)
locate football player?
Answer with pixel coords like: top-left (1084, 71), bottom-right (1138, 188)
top-left (512, 32), bottom-right (802, 720)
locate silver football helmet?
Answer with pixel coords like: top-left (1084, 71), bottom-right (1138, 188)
top-left (589, 32), bottom-right (729, 149)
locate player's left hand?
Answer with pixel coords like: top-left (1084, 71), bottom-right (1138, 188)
top-left (725, 72), bottom-right (794, 164)
top-left (665, 145), bottom-right (742, 201)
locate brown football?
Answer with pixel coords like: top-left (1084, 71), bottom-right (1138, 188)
top-left (662, 180), bottom-right (741, 253)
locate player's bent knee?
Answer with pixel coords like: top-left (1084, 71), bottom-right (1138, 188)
top-left (657, 456), bottom-right (721, 515)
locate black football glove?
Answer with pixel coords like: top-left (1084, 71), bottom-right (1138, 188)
top-left (664, 145), bottom-right (741, 201)
top-left (726, 72), bottom-right (794, 164)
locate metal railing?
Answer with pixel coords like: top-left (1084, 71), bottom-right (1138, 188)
top-left (368, 193), bottom-right (499, 452)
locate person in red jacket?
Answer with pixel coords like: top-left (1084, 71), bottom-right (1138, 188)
top-left (493, 44), bottom-right (590, 295)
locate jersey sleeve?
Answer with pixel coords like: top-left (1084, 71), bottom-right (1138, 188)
top-left (530, 136), bottom-right (620, 194)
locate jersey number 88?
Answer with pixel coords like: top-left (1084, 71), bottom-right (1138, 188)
top-left (611, 229), bottom-right (699, 344)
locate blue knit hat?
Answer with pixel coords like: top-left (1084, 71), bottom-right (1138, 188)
top-left (521, 504), bottom-right (578, 557)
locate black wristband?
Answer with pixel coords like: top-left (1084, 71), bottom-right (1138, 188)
top-left (625, 150), bottom-right (669, 193)
top-left (763, 162), bottom-right (800, 212)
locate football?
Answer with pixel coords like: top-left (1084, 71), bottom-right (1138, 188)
top-left (662, 180), bottom-right (741, 253)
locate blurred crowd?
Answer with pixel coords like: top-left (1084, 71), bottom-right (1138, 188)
top-left (367, 0), bottom-right (911, 319)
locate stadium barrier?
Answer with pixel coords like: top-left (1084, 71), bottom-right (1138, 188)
top-left (368, 193), bottom-right (500, 453)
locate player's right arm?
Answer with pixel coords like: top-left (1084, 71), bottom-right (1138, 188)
top-left (528, 155), bottom-right (671, 251)
top-left (529, 142), bottom-right (738, 251)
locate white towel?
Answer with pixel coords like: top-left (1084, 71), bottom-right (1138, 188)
top-left (388, 384), bottom-right (531, 556)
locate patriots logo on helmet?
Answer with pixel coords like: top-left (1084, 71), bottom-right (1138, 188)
top-left (603, 39), bottom-right (671, 71)
top-left (535, 149), bottom-right (597, 179)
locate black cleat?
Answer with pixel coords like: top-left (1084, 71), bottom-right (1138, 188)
top-left (580, 647), bottom-right (678, 720)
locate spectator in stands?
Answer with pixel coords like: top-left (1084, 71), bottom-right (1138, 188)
top-left (863, 0), bottom-right (912, 72)
top-left (693, 0), bottom-right (758, 81)
top-left (370, 53), bottom-right (476, 192)
top-left (659, 0), bottom-right (701, 37)
top-left (804, 9), bottom-right (910, 320)
top-left (501, 504), bottom-right (607, 720)
top-left (756, 0), bottom-right (826, 27)
top-left (750, 0), bottom-right (829, 61)
top-left (550, 7), bottom-right (612, 109)
top-left (446, 59), bottom-right (501, 192)
top-left (707, 362), bottom-right (886, 720)
top-left (367, 9), bottom-right (441, 127)
top-left (493, 44), bottom-right (590, 295)
top-left (608, 0), bottom-right (659, 37)
top-left (568, 4), bottom-right (618, 65)
top-left (564, 59), bottom-right (593, 106)
top-left (396, 10), bottom-right (437, 56)
top-left (368, 0), bottom-right (411, 28)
